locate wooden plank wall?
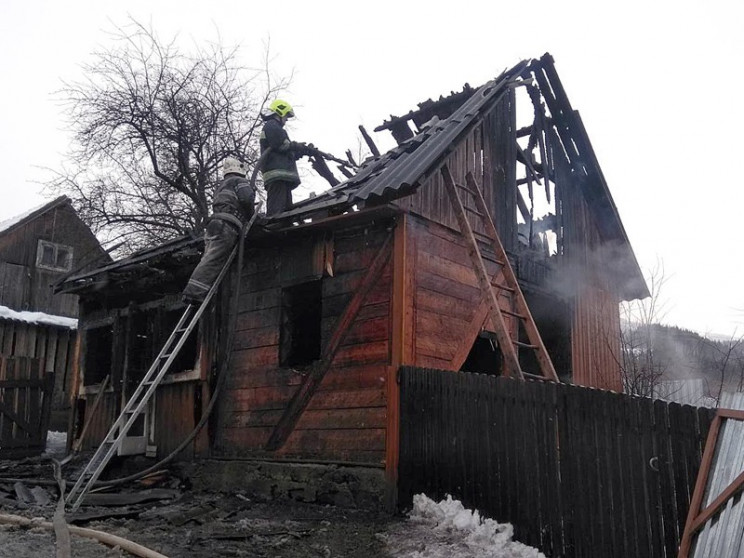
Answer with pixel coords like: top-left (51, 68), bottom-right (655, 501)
top-left (75, 382), bottom-right (201, 459)
top-left (0, 261), bottom-right (30, 310)
top-left (0, 203), bottom-right (103, 318)
top-left (0, 355), bottom-right (54, 457)
top-left (0, 319), bottom-right (76, 422)
top-left (216, 223), bottom-right (392, 464)
top-left (408, 215), bottom-right (511, 371)
top-left (393, 95), bottom-right (516, 253)
top-left (399, 367), bottom-right (714, 558)
top-left (395, 126), bottom-right (487, 236)
top-left (572, 285), bottom-right (623, 391)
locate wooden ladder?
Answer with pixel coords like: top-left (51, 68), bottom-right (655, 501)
top-left (441, 165), bottom-right (558, 381)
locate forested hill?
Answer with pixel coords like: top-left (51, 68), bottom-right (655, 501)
top-left (621, 322), bottom-right (744, 397)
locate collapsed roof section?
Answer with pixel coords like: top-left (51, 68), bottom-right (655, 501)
top-left (58, 52), bottom-right (648, 301)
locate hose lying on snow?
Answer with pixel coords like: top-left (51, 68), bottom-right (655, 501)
top-left (0, 513), bottom-right (169, 558)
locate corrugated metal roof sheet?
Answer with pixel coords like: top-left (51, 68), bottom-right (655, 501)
top-left (281, 60), bottom-right (530, 219)
top-left (692, 392), bottom-right (744, 557)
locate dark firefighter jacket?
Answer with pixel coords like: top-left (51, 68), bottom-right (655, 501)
top-left (211, 173), bottom-right (256, 229)
top-left (259, 115), bottom-right (301, 186)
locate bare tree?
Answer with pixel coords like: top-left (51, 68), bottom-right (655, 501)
top-left (697, 331), bottom-right (744, 405)
top-left (618, 260), bottom-right (671, 396)
top-left (45, 18), bottom-right (287, 253)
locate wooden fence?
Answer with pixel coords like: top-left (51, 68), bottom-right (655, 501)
top-left (398, 367), bottom-right (716, 558)
top-left (0, 356), bottom-right (54, 458)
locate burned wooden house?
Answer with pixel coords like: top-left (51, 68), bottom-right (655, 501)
top-left (58, 54), bottom-right (647, 504)
top-left (0, 196), bottom-right (107, 455)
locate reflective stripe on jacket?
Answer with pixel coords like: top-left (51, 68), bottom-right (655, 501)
top-left (212, 175), bottom-right (256, 223)
top-left (259, 116), bottom-right (300, 186)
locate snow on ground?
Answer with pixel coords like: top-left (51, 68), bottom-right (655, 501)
top-left (384, 494), bottom-right (545, 558)
top-left (42, 431), bottom-right (67, 458)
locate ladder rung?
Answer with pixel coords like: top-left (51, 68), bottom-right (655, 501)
top-left (160, 353), bottom-right (173, 359)
top-left (454, 182), bottom-right (474, 194)
top-left (491, 282), bottom-right (515, 293)
top-left (522, 371), bottom-right (550, 381)
top-left (513, 340), bottom-right (538, 349)
top-left (501, 308), bottom-right (526, 319)
top-left (463, 206), bottom-right (484, 218)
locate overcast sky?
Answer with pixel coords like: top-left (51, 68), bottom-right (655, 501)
top-left (1, 0), bottom-right (743, 337)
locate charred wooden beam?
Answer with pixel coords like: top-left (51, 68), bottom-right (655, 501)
top-left (516, 125), bottom-right (533, 138)
top-left (337, 165), bottom-right (354, 179)
top-left (309, 155), bottom-right (339, 187)
top-left (389, 121), bottom-right (414, 145)
top-left (345, 149), bottom-right (359, 167)
top-left (516, 189), bottom-right (532, 223)
top-left (358, 125), bottom-right (380, 158)
top-left (374, 84), bottom-right (476, 133)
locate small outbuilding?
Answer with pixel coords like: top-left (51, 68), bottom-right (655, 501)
top-left (0, 196), bottom-right (108, 456)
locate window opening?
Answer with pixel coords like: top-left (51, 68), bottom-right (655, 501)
top-left (36, 240), bottom-right (73, 272)
top-left (280, 280), bottom-right (322, 367)
top-left (83, 325), bottom-right (113, 386)
top-left (159, 308), bottom-right (198, 374)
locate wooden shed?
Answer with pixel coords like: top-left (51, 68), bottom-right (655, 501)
top-left (58, 53), bottom-right (647, 502)
top-left (0, 196), bottom-right (108, 454)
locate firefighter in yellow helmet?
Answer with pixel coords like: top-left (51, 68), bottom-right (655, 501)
top-left (259, 99), bottom-right (314, 215)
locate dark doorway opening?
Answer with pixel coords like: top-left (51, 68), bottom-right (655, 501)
top-left (83, 325), bottom-right (113, 385)
top-left (460, 332), bottom-right (502, 375)
top-left (280, 280), bottom-right (322, 367)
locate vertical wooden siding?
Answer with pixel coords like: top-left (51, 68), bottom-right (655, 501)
top-left (572, 285), bottom-right (623, 391)
top-left (399, 367), bottom-right (714, 558)
top-left (217, 223), bottom-right (392, 464)
top-left (0, 355), bottom-right (54, 457)
top-left (0, 319), bottom-right (76, 420)
top-left (393, 96), bottom-right (515, 252)
top-left (75, 381), bottom-right (203, 459)
top-left (556, 135), bottom-right (624, 390)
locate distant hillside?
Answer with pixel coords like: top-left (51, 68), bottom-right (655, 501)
top-left (620, 322), bottom-right (744, 399)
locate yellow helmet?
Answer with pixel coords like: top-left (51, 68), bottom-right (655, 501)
top-left (269, 99), bottom-right (294, 119)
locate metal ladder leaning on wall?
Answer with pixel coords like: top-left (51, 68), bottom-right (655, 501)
top-left (65, 216), bottom-right (257, 512)
top-left (440, 165), bottom-right (558, 382)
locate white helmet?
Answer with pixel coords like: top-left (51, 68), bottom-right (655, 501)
top-left (223, 157), bottom-right (246, 177)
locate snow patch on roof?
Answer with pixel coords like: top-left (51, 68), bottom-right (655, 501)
top-left (0, 199), bottom-right (56, 234)
top-left (0, 305), bottom-right (77, 329)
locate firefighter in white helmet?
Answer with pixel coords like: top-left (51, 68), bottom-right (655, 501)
top-left (182, 157), bottom-right (256, 305)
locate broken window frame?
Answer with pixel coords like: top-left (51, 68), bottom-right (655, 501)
top-left (36, 239), bottom-right (74, 272)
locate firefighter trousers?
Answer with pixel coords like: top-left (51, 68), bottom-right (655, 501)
top-left (183, 218), bottom-right (240, 303)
